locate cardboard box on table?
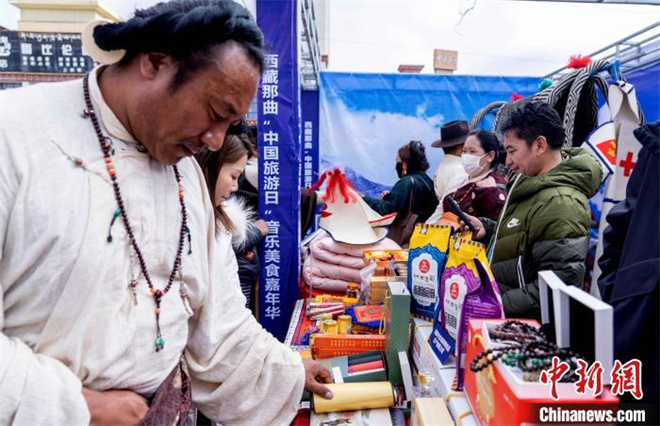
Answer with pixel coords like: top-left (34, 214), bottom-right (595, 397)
top-left (363, 250), bottom-right (409, 268)
top-left (411, 318), bottom-right (478, 426)
top-left (311, 334), bottom-right (386, 359)
top-left (317, 351), bottom-right (388, 384)
top-left (413, 397), bottom-right (453, 426)
top-left (362, 250), bottom-right (408, 305)
top-left (366, 264), bottom-right (407, 305)
top-left (464, 319), bottom-right (619, 425)
top-left (367, 275), bottom-right (395, 305)
top-left (411, 318), bottom-right (434, 373)
top-left (538, 270), bottom-right (568, 345)
top-left (558, 285), bottom-right (614, 382)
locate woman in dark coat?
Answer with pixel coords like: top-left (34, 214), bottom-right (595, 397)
top-left (362, 140), bottom-right (438, 224)
top-left (597, 121), bottom-right (659, 424)
top-left (438, 129), bottom-right (507, 221)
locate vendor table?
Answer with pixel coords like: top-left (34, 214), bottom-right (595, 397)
top-left (285, 299), bottom-right (477, 425)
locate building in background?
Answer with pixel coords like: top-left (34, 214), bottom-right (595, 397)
top-left (313, 0), bottom-right (329, 69)
top-left (12, 0), bottom-right (120, 33)
top-left (0, 0), bottom-right (119, 89)
top-left (398, 64), bottom-right (424, 73)
top-left (433, 48), bottom-right (458, 74)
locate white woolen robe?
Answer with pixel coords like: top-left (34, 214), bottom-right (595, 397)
top-left (0, 67), bottom-right (304, 425)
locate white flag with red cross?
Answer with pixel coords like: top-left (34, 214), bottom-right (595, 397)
top-left (589, 81), bottom-right (642, 296)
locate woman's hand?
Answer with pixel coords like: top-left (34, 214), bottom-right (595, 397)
top-left (83, 387), bottom-right (149, 426)
top-left (255, 219), bottom-right (269, 237)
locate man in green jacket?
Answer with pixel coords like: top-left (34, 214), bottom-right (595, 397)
top-left (466, 101), bottom-right (603, 320)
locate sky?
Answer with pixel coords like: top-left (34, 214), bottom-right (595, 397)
top-left (324, 0), bottom-right (659, 77)
top-left (0, 0), bottom-right (658, 77)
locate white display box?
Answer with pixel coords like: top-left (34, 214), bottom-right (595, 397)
top-left (540, 271), bottom-right (613, 383)
top-left (538, 270), bottom-right (568, 345)
top-left (561, 284), bottom-right (614, 383)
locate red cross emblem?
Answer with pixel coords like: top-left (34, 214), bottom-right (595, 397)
top-left (619, 152), bottom-right (637, 177)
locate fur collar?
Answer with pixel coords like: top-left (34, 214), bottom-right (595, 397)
top-left (219, 196), bottom-right (261, 252)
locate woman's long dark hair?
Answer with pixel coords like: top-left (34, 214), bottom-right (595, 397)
top-left (398, 140), bottom-right (430, 174)
top-left (469, 129), bottom-right (505, 169)
top-left (196, 134), bottom-right (256, 233)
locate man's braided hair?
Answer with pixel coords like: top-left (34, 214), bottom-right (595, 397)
top-left (93, 0), bottom-right (265, 91)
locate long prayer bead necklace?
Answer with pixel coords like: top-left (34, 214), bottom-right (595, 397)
top-left (82, 74), bottom-right (188, 352)
top-left (489, 320), bottom-right (546, 343)
top-left (470, 320), bottom-right (581, 383)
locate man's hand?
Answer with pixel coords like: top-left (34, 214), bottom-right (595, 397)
top-left (302, 358), bottom-right (333, 400)
top-left (380, 190), bottom-right (390, 200)
top-left (83, 387), bottom-right (149, 426)
top-left (460, 214), bottom-right (486, 240)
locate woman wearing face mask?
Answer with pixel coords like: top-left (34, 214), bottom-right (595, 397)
top-left (195, 133), bottom-right (268, 312)
top-left (440, 129), bottom-right (507, 221)
top-left (363, 140), bottom-right (438, 224)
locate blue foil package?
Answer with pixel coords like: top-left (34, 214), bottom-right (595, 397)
top-left (407, 224), bottom-right (452, 321)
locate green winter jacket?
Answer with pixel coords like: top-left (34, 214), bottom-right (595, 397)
top-left (481, 148), bottom-right (603, 320)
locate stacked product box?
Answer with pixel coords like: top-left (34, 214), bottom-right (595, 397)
top-left (362, 250), bottom-right (408, 305)
top-left (383, 281), bottom-right (411, 386)
top-left (411, 318), bottom-right (477, 425)
top-left (316, 351), bottom-right (388, 384)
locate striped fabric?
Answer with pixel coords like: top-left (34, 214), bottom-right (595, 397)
top-left (470, 59), bottom-right (645, 150)
top-left (469, 101), bottom-right (507, 129)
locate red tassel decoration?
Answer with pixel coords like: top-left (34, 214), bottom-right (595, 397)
top-left (567, 55), bottom-right (592, 69)
top-left (321, 169), bottom-right (357, 204)
top-left (309, 170), bottom-right (331, 191)
top-left (320, 204), bottom-right (332, 218)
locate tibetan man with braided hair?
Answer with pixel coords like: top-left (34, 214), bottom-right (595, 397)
top-left (0, 1), bottom-right (331, 425)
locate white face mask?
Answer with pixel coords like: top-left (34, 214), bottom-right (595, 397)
top-left (462, 153), bottom-right (486, 175)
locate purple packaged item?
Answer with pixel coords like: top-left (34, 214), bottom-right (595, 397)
top-left (437, 236), bottom-right (503, 391)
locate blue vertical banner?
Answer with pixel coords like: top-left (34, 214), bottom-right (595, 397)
top-left (257, 0), bottom-right (301, 340)
top-left (301, 90), bottom-right (320, 188)
top-left (301, 90), bottom-right (320, 233)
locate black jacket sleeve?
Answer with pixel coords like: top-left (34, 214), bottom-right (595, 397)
top-left (479, 217), bottom-right (498, 247)
top-left (363, 177), bottom-right (413, 216)
top-left (597, 158), bottom-right (643, 300)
